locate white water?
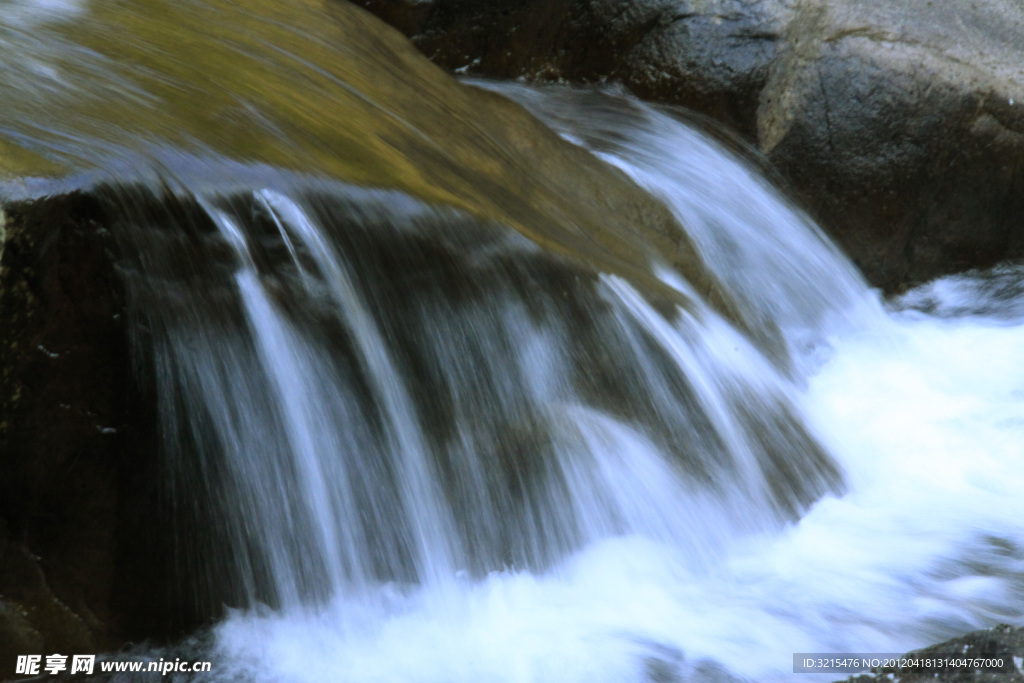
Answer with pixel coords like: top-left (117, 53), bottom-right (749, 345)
top-left (197, 266), bottom-right (1024, 683)
top-left (477, 83), bottom-right (877, 358)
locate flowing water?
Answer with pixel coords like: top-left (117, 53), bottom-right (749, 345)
top-left (1, 1), bottom-right (1023, 682)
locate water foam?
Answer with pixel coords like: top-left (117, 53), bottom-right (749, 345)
top-left (202, 271), bottom-right (1024, 682)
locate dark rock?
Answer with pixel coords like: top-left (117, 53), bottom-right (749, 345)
top-left (836, 623), bottom-right (1024, 683)
top-left (353, 0), bottom-right (1024, 293)
top-left (354, 0), bottom-right (788, 140)
top-left (0, 520), bottom-right (92, 674)
top-left (0, 192), bottom-right (185, 670)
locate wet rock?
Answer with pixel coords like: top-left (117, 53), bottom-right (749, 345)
top-left (837, 624), bottom-right (1024, 683)
top-left (354, 0), bottom-right (1024, 292)
top-left (0, 192), bottom-right (181, 666)
top-left (0, 520), bottom-right (93, 674)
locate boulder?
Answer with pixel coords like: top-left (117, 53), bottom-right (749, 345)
top-left (760, 0), bottom-right (1024, 291)
top-left (355, 0), bottom-right (790, 140)
top-left (353, 0), bottom-right (1024, 292)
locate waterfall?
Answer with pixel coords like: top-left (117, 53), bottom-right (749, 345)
top-left (103, 95), bottom-right (1024, 681)
top-left (2, 1), bottom-right (1023, 680)
top-left (110, 168), bottom-right (844, 615)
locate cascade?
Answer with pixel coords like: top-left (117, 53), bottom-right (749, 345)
top-left (1, 1), bottom-right (1022, 681)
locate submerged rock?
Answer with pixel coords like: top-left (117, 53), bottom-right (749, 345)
top-left (355, 0), bottom-right (1024, 292)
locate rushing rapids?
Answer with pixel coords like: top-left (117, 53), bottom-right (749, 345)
top-left (1, 1), bottom-right (1023, 681)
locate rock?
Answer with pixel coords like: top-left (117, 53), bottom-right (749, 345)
top-left (836, 623), bottom-right (1024, 683)
top-left (760, 0), bottom-right (1024, 292)
top-left (0, 192), bottom-right (184, 664)
top-left (353, 0), bottom-right (1024, 292)
top-left (0, 600), bottom-right (43, 675)
top-left (0, 520), bottom-right (93, 674)
top-left (354, 0), bottom-right (790, 140)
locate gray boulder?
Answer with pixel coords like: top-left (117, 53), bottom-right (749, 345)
top-left (761, 0), bottom-right (1024, 291)
top-left (354, 0), bottom-right (1024, 291)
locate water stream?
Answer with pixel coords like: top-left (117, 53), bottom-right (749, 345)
top-left (1, 1), bottom-right (1023, 681)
